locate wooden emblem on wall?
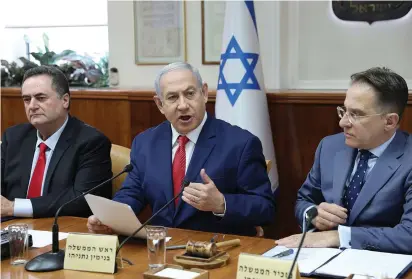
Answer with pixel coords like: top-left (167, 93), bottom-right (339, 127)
top-left (332, 1), bottom-right (412, 24)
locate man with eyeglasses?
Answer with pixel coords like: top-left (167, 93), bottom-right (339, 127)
top-left (278, 67), bottom-right (411, 254)
top-left (87, 62), bottom-right (275, 236)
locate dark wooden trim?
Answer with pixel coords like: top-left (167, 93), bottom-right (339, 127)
top-left (3, 87), bottom-right (411, 104)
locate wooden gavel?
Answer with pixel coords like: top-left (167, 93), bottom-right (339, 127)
top-left (185, 239), bottom-right (240, 258)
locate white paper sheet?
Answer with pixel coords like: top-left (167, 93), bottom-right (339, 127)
top-left (28, 230), bottom-right (69, 248)
top-left (315, 249), bottom-right (412, 279)
top-left (262, 245), bottom-right (342, 275)
top-left (85, 194), bottom-right (148, 239)
top-left (155, 268), bottom-right (200, 279)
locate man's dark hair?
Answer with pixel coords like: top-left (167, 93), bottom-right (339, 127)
top-left (22, 65), bottom-right (70, 108)
top-left (351, 67), bottom-right (408, 119)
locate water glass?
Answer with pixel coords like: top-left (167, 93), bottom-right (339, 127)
top-left (7, 224), bottom-right (29, 265)
top-left (146, 226), bottom-right (167, 269)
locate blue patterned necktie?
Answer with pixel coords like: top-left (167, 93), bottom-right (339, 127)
top-left (343, 149), bottom-right (373, 212)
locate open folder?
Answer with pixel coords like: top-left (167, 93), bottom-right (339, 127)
top-left (314, 249), bottom-right (412, 279)
top-left (263, 246), bottom-right (412, 278)
top-left (85, 194), bottom-right (146, 239)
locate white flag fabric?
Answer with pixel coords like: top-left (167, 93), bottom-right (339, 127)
top-left (215, 0), bottom-right (279, 192)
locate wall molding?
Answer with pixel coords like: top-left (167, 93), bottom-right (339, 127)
top-left (3, 87), bottom-right (411, 105)
top-left (294, 79), bottom-right (412, 90)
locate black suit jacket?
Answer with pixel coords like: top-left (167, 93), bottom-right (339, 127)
top-left (1, 116), bottom-right (112, 218)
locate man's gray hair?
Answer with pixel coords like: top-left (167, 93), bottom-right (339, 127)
top-left (154, 62), bottom-right (203, 99)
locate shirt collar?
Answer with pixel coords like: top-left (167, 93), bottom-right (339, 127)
top-left (171, 113), bottom-right (208, 146)
top-left (36, 116), bottom-right (69, 151)
top-left (365, 131), bottom-right (397, 158)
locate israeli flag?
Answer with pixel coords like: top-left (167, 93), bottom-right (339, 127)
top-left (215, 0), bottom-right (278, 192)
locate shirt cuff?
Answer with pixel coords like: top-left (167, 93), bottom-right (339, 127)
top-left (302, 205), bottom-right (316, 232)
top-left (338, 225), bottom-right (351, 248)
top-left (213, 196), bottom-right (226, 217)
top-left (13, 199), bottom-right (34, 217)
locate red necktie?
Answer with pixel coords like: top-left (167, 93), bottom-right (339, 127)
top-left (27, 143), bottom-right (48, 199)
top-left (173, 136), bottom-right (189, 206)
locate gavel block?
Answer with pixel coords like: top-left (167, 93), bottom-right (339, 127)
top-left (173, 238), bottom-right (241, 269)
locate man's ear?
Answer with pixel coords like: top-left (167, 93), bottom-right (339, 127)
top-left (202, 83), bottom-right (209, 103)
top-left (384, 113), bottom-right (399, 131)
top-left (62, 93), bottom-right (70, 109)
top-left (153, 95), bottom-right (165, 115)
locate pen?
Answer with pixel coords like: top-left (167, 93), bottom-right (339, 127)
top-left (272, 249), bottom-right (294, 258)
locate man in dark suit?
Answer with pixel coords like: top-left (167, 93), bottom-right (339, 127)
top-left (1, 66), bottom-right (112, 218)
top-left (278, 67), bottom-right (412, 254)
top-left (87, 62), bottom-right (275, 236)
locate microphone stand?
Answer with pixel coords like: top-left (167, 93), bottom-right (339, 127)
top-left (25, 165), bottom-right (132, 272)
top-left (287, 207), bottom-right (318, 279)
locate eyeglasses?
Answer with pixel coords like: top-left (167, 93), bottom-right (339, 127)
top-left (337, 106), bottom-right (384, 124)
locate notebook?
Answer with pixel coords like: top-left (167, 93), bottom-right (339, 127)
top-left (314, 249), bottom-right (412, 279)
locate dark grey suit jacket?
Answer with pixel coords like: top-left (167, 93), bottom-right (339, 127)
top-left (1, 116), bottom-right (112, 218)
top-left (296, 131), bottom-right (412, 254)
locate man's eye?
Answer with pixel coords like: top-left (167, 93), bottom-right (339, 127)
top-left (168, 95), bottom-right (178, 100)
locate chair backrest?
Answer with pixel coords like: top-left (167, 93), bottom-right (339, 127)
top-left (256, 159), bottom-right (272, 238)
top-left (110, 144), bottom-right (131, 197)
top-left (266, 160), bottom-right (272, 173)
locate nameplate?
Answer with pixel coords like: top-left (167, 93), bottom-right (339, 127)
top-left (236, 253), bottom-right (300, 279)
top-left (64, 233), bottom-right (118, 274)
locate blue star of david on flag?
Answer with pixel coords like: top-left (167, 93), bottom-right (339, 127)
top-left (217, 36), bottom-right (260, 106)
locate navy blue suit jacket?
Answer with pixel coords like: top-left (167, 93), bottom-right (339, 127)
top-left (113, 116), bottom-right (275, 236)
top-left (296, 131), bottom-right (412, 254)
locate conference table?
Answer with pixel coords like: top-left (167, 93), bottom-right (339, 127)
top-left (1, 217), bottom-right (411, 279)
top-left (1, 217), bottom-right (276, 279)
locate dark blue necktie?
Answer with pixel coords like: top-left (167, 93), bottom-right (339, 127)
top-left (343, 150), bottom-right (372, 212)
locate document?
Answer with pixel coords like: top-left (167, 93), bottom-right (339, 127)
top-left (85, 194), bottom-right (147, 239)
top-left (262, 245), bottom-right (342, 275)
top-left (155, 268), bottom-right (200, 279)
top-left (28, 230), bottom-right (69, 248)
top-left (315, 249), bottom-right (412, 279)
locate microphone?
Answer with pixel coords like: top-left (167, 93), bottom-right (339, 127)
top-left (25, 164), bottom-right (133, 272)
top-left (115, 179), bottom-right (190, 263)
top-left (287, 207), bottom-right (318, 279)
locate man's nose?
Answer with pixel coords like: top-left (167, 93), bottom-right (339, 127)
top-left (339, 115), bottom-right (351, 129)
top-left (177, 95), bottom-right (189, 109)
top-left (28, 98), bottom-right (39, 110)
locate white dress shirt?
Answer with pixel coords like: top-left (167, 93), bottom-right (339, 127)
top-left (303, 132), bottom-right (397, 247)
top-left (171, 114), bottom-right (207, 172)
top-left (170, 113), bottom-right (226, 216)
top-left (14, 116), bottom-right (69, 217)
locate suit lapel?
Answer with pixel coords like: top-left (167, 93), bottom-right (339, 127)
top-left (174, 117), bottom-right (217, 220)
top-left (153, 123), bottom-right (175, 216)
top-left (20, 130), bottom-right (37, 196)
top-left (349, 132), bottom-right (405, 224)
top-left (42, 117), bottom-right (75, 194)
top-left (332, 147), bottom-right (357, 206)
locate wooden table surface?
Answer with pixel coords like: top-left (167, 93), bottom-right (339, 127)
top-left (1, 217), bottom-right (411, 279)
top-left (1, 217), bottom-right (277, 279)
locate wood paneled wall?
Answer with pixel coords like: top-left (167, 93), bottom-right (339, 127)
top-left (2, 88), bottom-right (411, 239)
